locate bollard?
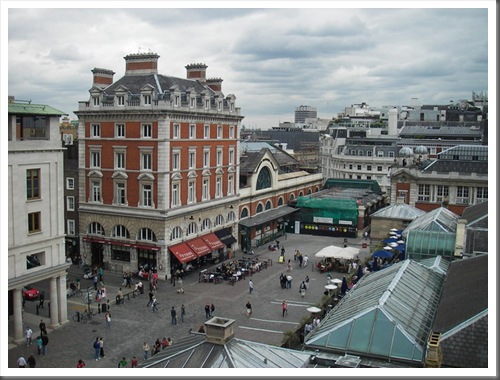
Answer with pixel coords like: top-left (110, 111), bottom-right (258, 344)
top-left (97, 303), bottom-right (101, 314)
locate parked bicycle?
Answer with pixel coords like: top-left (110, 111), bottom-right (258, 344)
top-left (72, 308), bottom-right (94, 323)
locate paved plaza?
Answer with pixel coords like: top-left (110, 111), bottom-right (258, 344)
top-left (8, 233), bottom-right (371, 368)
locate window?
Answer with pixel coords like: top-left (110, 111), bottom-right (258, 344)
top-left (143, 94), bottom-right (151, 105)
top-left (92, 96), bottom-right (100, 106)
top-left (91, 180), bottom-right (101, 202)
top-left (278, 197), bottom-right (284, 206)
top-left (189, 150), bottom-right (196, 169)
top-left (115, 123), bottom-right (125, 137)
top-left (216, 177), bottom-right (222, 198)
top-left (436, 185), bottom-right (449, 202)
top-left (67, 220), bottom-right (76, 236)
top-left (91, 124), bottom-right (100, 137)
top-left (170, 226), bottom-right (182, 241)
top-left (115, 151), bottom-right (126, 169)
top-left (265, 201), bottom-right (272, 210)
top-left (142, 184), bottom-right (152, 207)
top-left (28, 212), bottom-right (41, 233)
top-left (228, 175), bottom-right (233, 195)
top-left (389, 151), bottom-right (395, 158)
top-left (358, 150), bottom-right (364, 156)
top-left (203, 150), bottom-right (210, 168)
top-left (241, 208), bottom-right (249, 219)
top-left (377, 166), bottom-right (383, 172)
top-left (113, 225), bottom-right (130, 238)
top-left (366, 176), bottom-right (371, 180)
top-left (187, 222), bottom-right (197, 235)
top-left (115, 182), bottom-right (126, 205)
top-left (349, 164), bottom-right (353, 170)
top-left (217, 125), bottom-right (222, 139)
top-left (256, 167), bottom-right (271, 190)
top-left (174, 96), bottom-right (180, 107)
top-left (188, 181), bottom-right (195, 204)
top-left (215, 215), bottom-right (223, 226)
top-left (367, 151), bottom-right (372, 157)
top-left (229, 148), bottom-right (234, 166)
top-left (189, 124), bottom-right (196, 139)
top-left (173, 124), bottom-right (180, 139)
top-left (457, 186), bottom-right (470, 204)
top-left (190, 97), bottom-right (196, 108)
top-left (476, 187), bottom-right (488, 202)
top-left (205, 99), bottom-right (210, 110)
top-left (227, 211), bottom-right (235, 222)
top-left (229, 126), bottom-right (235, 139)
top-left (350, 150), bottom-right (356, 155)
top-left (378, 151), bottom-right (385, 158)
top-left (201, 218), bottom-right (211, 231)
top-left (142, 124), bottom-right (152, 138)
top-left (66, 177), bottom-right (74, 190)
top-left (66, 196), bottom-right (75, 211)
top-left (418, 184), bottom-right (430, 201)
top-left (172, 151), bottom-right (180, 171)
top-left (141, 152), bottom-right (152, 171)
top-left (26, 169), bottom-right (40, 200)
top-left (367, 165), bottom-right (372, 171)
top-left (171, 183), bottom-right (180, 207)
top-left (204, 125), bottom-right (210, 138)
top-left (216, 149), bottom-right (223, 167)
top-left (117, 96), bottom-right (125, 106)
top-left (256, 203), bottom-right (263, 213)
top-left (357, 165), bottom-right (362, 171)
top-left (89, 222), bottom-right (104, 235)
top-left (91, 151), bottom-right (101, 167)
top-left (202, 179), bottom-right (209, 201)
top-left (357, 175), bottom-right (362, 180)
top-left (26, 253), bottom-right (43, 269)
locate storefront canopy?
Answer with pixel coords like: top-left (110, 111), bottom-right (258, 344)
top-left (201, 233), bottom-right (225, 251)
top-left (239, 206), bottom-right (299, 228)
top-left (214, 228), bottom-right (237, 246)
top-left (169, 243), bottom-right (198, 263)
top-left (186, 237), bottom-right (211, 257)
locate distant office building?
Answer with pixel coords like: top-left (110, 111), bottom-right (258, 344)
top-left (295, 105), bottom-right (317, 124)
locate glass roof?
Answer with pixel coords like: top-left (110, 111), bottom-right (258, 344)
top-left (402, 207), bottom-right (459, 236)
top-left (304, 258), bottom-right (446, 364)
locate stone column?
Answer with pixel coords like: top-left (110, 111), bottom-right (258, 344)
top-left (49, 277), bottom-right (59, 328)
top-left (58, 275), bottom-right (69, 325)
top-left (13, 288), bottom-right (24, 343)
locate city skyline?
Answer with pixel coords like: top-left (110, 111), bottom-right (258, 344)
top-left (4, 2), bottom-right (493, 129)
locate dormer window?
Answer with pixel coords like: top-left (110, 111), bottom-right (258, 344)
top-left (175, 96), bottom-right (180, 107)
top-left (190, 97), bottom-right (196, 108)
top-left (205, 99), bottom-right (210, 110)
top-left (117, 95), bottom-right (125, 106)
top-left (143, 94), bottom-right (151, 105)
top-left (92, 96), bottom-right (100, 106)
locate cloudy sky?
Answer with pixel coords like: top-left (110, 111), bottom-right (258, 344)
top-left (4, 2), bottom-right (493, 129)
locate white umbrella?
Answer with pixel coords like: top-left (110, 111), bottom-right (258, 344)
top-left (325, 284), bottom-right (337, 290)
top-left (390, 228), bottom-right (398, 232)
top-left (389, 231), bottom-right (397, 235)
top-left (397, 240), bottom-right (405, 244)
top-left (331, 278), bottom-right (343, 285)
top-left (389, 242), bottom-right (399, 247)
top-left (383, 246), bottom-right (393, 250)
top-left (307, 306), bottom-right (321, 313)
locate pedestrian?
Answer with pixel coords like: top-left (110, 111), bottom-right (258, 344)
top-left (98, 266), bottom-right (104, 283)
top-left (118, 357), bottom-right (128, 368)
top-left (286, 275), bottom-right (292, 289)
top-left (143, 342), bottom-right (150, 360)
top-left (25, 326), bottom-right (33, 347)
top-left (130, 356), bottom-right (138, 368)
top-left (287, 259), bottom-right (292, 272)
top-left (245, 300), bottom-right (252, 318)
top-left (299, 281), bottom-right (307, 297)
top-left (364, 231), bottom-right (369, 240)
top-left (210, 303), bottom-right (215, 317)
top-left (41, 334), bottom-right (49, 355)
top-left (38, 291), bottom-right (45, 308)
top-left (171, 306), bottom-right (177, 325)
top-left (293, 249), bottom-right (298, 261)
top-left (180, 304), bottom-right (186, 323)
top-left (99, 337), bottom-right (105, 358)
top-left (248, 279), bottom-right (254, 294)
top-left (304, 275), bottom-right (310, 289)
top-left (93, 337), bottom-right (100, 361)
top-left (279, 273), bottom-right (286, 289)
top-left (147, 290), bottom-right (154, 307)
top-left (204, 304), bottom-right (210, 319)
top-left (93, 274), bottom-right (98, 290)
top-left (151, 296), bottom-right (158, 312)
top-left (36, 336), bottom-right (43, 355)
top-left (105, 311), bottom-right (111, 328)
top-left (39, 319), bottom-right (47, 336)
top-left (17, 356), bottom-right (27, 368)
top-left (27, 354), bottom-right (36, 368)
top-left (303, 255), bottom-right (308, 268)
top-left (76, 359), bottom-right (86, 368)
top-left (176, 277), bottom-right (184, 294)
top-left (282, 300), bottom-right (288, 317)
top-left (298, 253), bottom-right (303, 267)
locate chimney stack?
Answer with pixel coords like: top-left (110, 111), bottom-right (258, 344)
top-left (186, 63), bottom-right (207, 83)
top-left (388, 107), bottom-right (398, 136)
top-left (91, 68), bottom-right (115, 88)
top-left (124, 53), bottom-right (159, 75)
top-left (207, 77), bottom-right (223, 92)
top-left (204, 317), bottom-right (235, 345)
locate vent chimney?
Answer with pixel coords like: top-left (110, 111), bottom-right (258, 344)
top-left (424, 332), bottom-right (442, 368)
top-left (124, 53), bottom-right (159, 75)
top-left (91, 68), bottom-right (115, 88)
top-left (204, 317), bottom-right (235, 345)
top-left (186, 63), bottom-right (207, 83)
top-left (207, 77), bottom-right (223, 92)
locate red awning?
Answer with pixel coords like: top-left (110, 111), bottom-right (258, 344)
top-left (201, 233), bottom-right (225, 250)
top-left (186, 237), bottom-right (211, 257)
top-left (169, 243), bottom-right (198, 263)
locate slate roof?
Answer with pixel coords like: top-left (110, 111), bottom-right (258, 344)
top-left (239, 143), bottom-right (299, 175)
top-left (462, 201), bottom-right (489, 226)
top-left (399, 125), bottom-right (483, 138)
top-left (422, 145), bottom-right (488, 174)
top-left (370, 203), bottom-right (426, 220)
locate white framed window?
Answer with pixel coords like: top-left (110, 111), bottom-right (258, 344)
top-left (216, 149), bottom-right (223, 167)
top-left (170, 226), bottom-right (182, 241)
top-left (174, 96), bottom-right (180, 107)
top-left (173, 124), bottom-right (180, 139)
top-left (115, 123), bottom-right (125, 138)
top-left (91, 151), bottom-right (101, 168)
top-left (91, 123), bottom-right (100, 137)
top-left (203, 149), bottom-right (210, 168)
top-left (349, 164), bottom-right (353, 170)
top-left (202, 179), bottom-right (209, 201)
top-left (215, 177), bottom-right (222, 198)
top-left (67, 219), bottom-right (76, 236)
top-left (217, 100), bottom-right (222, 111)
top-left (92, 96), bottom-right (100, 106)
top-left (139, 228), bottom-right (155, 241)
top-left (171, 183), bottom-right (180, 207)
top-left (113, 225), bottom-right (129, 238)
top-left (190, 97), bottom-right (196, 108)
top-left (367, 165), bottom-right (372, 171)
top-left (66, 177), bottom-right (75, 190)
top-left (141, 152), bottom-right (152, 171)
top-left (201, 218), bottom-right (211, 231)
top-left (228, 175), bottom-right (233, 195)
top-left (217, 125), bottom-right (222, 139)
top-left (91, 180), bottom-right (102, 202)
top-left (143, 94), bottom-right (151, 105)
top-left (229, 126), bottom-right (235, 139)
top-left (188, 181), bottom-right (196, 204)
top-left (117, 96), bottom-right (125, 106)
top-left (172, 151), bottom-right (180, 171)
top-left (418, 184), bottom-right (430, 202)
top-left (377, 151), bottom-right (385, 157)
top-left (204, 125), bottom-right (210, 138)
top-left (189, 150), bottom-right (196, 169)
top-left (357, 165), bottom-right (362, 171)
top-left (187, 222), bottom-right (197, 235)
top-left (228, 148), bottom-right (234, 166)
top-left (89, 222), bottom-right (104, 235)
top-left (142, 183), bottom-right (153, 207)
top-left (205, 99), bottom-right (210, 110)
top-left (66, 196), bottom-right (75, 211)
top-left (227, 211), bottom-right (235, 222)
top-left (377, 166), bottom-right (383, 172)
top-left (389, 151), bottom-right (395, 158)
top-left (142, 124), bottom-right (152, 138)
top-left (436, 185), bottom-right (449, 203)
top-left (215, 215), bottom-right (223, 227)
top-left (189, 124), bottom-right (196, 139)
top-left (115, 182), bottom-right (127, 205)
top-left (457, 186), bottom-right (470, 204)
top-left (476, 187), bottom-right (488, 203)
top-left (115, 151), bottom-right (126, 169)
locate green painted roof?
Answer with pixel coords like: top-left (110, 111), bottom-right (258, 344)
top-left (8, 102), bottom-right (67, 116)
top-left (323, 179), bottom-right (383, 194)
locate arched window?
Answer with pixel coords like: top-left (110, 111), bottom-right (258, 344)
top-left (170, 226), bottom-right (182, 241)
top-left (289, 193), bottom-right (295, 200)
top-left (240, 208), bottom-right (249, 219)
top-left (299, 191), bottom-right (304, 197)
top-left (256, 203), bottom-right (263, 213)
top-left (187, 222), bottom-right (197, 235)
top-left (256, 166), bottom-right (271, 190)
top-left (307, 189), bottom-right (312, 195)
top-left (265, 200), bottom-right (272, 210)
top-left (138, 228), bottom-right (156, 241)
top-left (227, 211), bottom-right (235, 222)
top-left (201, 218), bottom-right (211, 231)
top-left (277, 197), bottom-right (284, 206)
top-left (112, 225), bottom-right (130, 238)
top-left (215, 215), bottom-right (224, 226)
top-left (88, 222), bottom-right (105, 235)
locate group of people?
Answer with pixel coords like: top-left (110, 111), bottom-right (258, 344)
top-left (293, 250), bottom-right (309, 268)
top-left (204, 303), bottom-right (216, 319)
top-left (20, 320), bottom-right (50, 367)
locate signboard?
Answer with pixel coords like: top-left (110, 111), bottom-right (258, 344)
top-left (339, 220), bottom-right (353, 225)
top-left (314, 216), bottom-right (333, 224)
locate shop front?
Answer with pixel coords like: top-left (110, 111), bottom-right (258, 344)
top-left (169, 233), bottom-right (226, 273)
top-left (214, 227), bottom-right (237, 259)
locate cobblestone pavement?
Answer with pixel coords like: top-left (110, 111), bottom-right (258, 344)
top-left (7, 233), bottom-right (372, 369)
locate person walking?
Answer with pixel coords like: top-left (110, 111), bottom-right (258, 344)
top-left (24, 326), bottom-right (33, 347)
top-left (17, 356), bottom-right (27, 368)
top-left (130, 356), bottom-right (138, 368)
top-left (210, 303), bottom-right (215, 317)
top-left (171, 306), bottom-right (177, 325)
top-left (98, 266), bottom-right (104, 283)
top-left (93, 274), bottom-right (98, 290)
top-left (39, 319), bottom-right (47, 336)
top-left (303, 254), bottom-right (308, 268)
top-left (304, 275), bottom-right (310, 289)
top-left (27, 354), bottom-right (36, 368)
top-left (143, 342), bottom-right (150, 360)
top-left (176, 277), bottom-right (184, 294)
top-left (287, 259), bottom-right (292, 272)
top-left (299, 281), bottom-right (307, 297)
top-left (281, 300), bottom-right (288, 317)
top-left (151, 296), bottom-right (158, 312)
top-left (38, 291), bottom-right (45, 309)
top-left (248, 279), bottom-right (254, 294)
top-left (180, 304), bottom-right (186, 323)
top-left (147, 290), bottom-right (154, 307)
top-left (36, 336), bottom-right (43, 355)
top-left (41, 334), bottom-right (49, 355)
top-left (105, 311), bottom-right (111, 328)
top-left (245, 300), bottom-right (252, 318)
top-left (93, 337), bottom-right (100, 361)
top-left (204, 304), bottom-right (210, 319)
top-left (99, 337), bottom-right (105, 358)
top-left (286, 275), bottom-right (292, 289)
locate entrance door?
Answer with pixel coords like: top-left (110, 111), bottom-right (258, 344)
top-left (138, 249), bottom-right (157, 272)
top-left (91, 242), bottom-right (104, 266)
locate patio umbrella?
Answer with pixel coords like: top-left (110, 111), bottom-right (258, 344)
top-left (372, 250), bottom-right (393, 259)
top-left (389, 231), bottom-right (397, 236)
top-left (397, 240), bottom-right (405, 244)
top-left (382, 237), bottom-right (397, 244)
top-left (383, 246), bottom-right (393, 251)
top-left (340, 276), bottom-right (348, 295)
top-left (389, 242), bottom-right (399, 248)
top-left (330, 278), bottom-right (343, 285)
top-left (393, 244), bottom-right (406, 252)
top-left (390, 228), bottom-right (398, 232)
top-left (307, 306), bottom-right (321, 313)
